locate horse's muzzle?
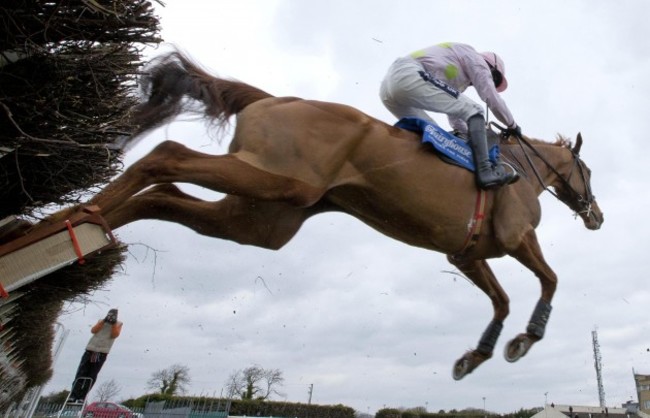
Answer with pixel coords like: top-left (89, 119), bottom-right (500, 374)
top-left (584, 203), bottom-right (604, 230)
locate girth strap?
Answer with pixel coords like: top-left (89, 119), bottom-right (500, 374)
top-left (455, 189), bottom-right (487, 255)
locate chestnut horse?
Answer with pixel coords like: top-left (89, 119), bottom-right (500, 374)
top-left (42, 52), bottom-right (603, 379)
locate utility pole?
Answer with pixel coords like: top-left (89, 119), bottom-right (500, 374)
top-left (544, 392), bottom-right (549, 418)
top-left (592, 328), bottom-right (606, 408)
top-left (308, 384), bottom-right (313, 405)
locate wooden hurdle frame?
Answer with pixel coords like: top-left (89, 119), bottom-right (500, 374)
top-left (0, 206), bottom-right (116, 300)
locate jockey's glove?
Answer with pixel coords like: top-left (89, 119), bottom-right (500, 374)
top-left (505, 124), bottom-right (522, 138)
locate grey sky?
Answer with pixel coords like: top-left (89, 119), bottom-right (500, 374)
top-left (42, 0), bottom-right (650, 414)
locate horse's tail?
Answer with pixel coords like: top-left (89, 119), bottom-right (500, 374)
top-left (132, 49), bottom-right (274, 137)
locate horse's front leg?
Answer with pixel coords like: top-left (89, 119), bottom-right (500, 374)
top-left (503, 229), bottom-right (557, 363)
top-left (446, 255), bottom-right (510, 380)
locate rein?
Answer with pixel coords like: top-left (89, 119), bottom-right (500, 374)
top-left (490, 123), bottom-right (595, 218)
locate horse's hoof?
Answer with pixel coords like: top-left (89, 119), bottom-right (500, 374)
top-left (504, 334), bottom-right (535, 362)
top-left (452, 351), bottom-right (490, 380)
top-left (452, 356), bottom-right (471, 380)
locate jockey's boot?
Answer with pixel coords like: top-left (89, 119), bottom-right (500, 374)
top-left (468, 114), bottom-right (518, 189)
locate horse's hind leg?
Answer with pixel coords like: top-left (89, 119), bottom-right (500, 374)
top-left (446, 256), bottom-right (510, 380)
top-left (105, 183), bottom-right (310, 249)
top-left (47, 140), bottom-right (325, 224)
top-left (503, 229), bottom-right (557, 363)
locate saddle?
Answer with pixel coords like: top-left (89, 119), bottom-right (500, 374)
top-left (395, 117), bottom-right (501, 171)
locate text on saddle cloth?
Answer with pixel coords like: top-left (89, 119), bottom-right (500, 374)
top-left (395, 117), bottom-right (500, 172)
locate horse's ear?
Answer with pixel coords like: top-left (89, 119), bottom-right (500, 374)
top-left (572, 132), bottom-right (583, 155)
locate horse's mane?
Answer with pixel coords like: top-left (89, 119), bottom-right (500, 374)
top-left (553, 134), bottom-right (573, 148)
top-left (504, 134), bottom-right (573, 149)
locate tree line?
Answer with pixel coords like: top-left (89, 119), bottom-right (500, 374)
top-left (144, 363), bottom-right (285, 400)
top-left (39, 364), bottom-right (540, 418)
top-left (375, 407), bottom-right (541, 418)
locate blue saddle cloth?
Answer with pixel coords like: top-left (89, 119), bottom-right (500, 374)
top-left (395, 117), bottom-right (500, 172)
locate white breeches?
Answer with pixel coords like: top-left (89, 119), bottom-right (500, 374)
top-left (379, 57), bottom-right (484, 133)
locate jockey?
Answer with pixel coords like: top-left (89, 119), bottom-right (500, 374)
top-left (380, 42), bottom-right (521, 189)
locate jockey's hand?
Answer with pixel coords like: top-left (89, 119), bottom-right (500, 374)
top-left (505, 124), bottom-right (522, 138)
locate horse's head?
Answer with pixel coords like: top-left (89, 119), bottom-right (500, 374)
top-left (553, 133), bottom-right (604, 230)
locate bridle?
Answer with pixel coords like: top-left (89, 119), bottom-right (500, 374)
top-left (491, 123), bottom-right (595, 220)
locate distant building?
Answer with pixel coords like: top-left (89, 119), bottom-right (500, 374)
top-left (530, 404), bottom-right (634, 418)
top-left (634, 372), bottom-right (650, 414)
top-left (622, 401), bottom-right (639, 414)
top-left (529, 371), bottom-right (650, 418)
